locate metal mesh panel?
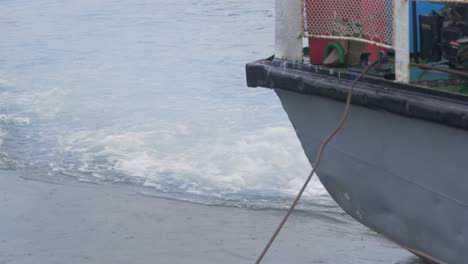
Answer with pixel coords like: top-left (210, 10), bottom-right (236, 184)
top-left (303, 0), bottom-right (395, 48)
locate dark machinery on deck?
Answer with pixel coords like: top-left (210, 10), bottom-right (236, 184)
top-left (420, 3), bottom-right (468, 70)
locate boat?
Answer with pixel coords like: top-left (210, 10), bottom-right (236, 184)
top-left (246, 1), bottom-right (468, 263)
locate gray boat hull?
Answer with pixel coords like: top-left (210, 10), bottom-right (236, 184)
top-left (275, 89), bottom-right (468, 264)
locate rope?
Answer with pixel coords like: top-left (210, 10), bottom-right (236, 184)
top-left (255, 61), bottom-right (378, 264)
top-left (388, 58), bottom-right (468, 79)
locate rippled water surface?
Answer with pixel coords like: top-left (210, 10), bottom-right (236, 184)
top-left (0, 0), bottom-right (329, 206)
top-left (0, 1), bottom-right (420, 263)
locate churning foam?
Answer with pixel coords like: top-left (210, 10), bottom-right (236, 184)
top-left (57, 122), bottom-right (327, 201)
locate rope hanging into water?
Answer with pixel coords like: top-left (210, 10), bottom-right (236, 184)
top-left (255, 61), bottom-right (378, 264)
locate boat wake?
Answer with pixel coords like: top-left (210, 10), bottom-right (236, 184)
top-left (49, 124), bottom-right (332, 210)
top-left (0, 82), bottom-right (331, 210)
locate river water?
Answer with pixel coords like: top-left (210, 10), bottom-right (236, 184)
top-left (0, 0), bottom-right (420, 263)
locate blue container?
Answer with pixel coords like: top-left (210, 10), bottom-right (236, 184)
top-left (410, 2), bottom-right (444, 53)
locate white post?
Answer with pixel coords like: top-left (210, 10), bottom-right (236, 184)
top-left (394, 0), bottom-right (410, 83)
top-left (275, 0), bottom-right (303, 62)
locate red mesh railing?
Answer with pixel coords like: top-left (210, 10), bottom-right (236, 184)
top-left (304, 0), bottom-right (394, 48)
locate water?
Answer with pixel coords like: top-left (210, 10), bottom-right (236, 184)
top-left (0, 0), bottom-right (419, 263)
top-left (0, 0), bottom-right (329, 208)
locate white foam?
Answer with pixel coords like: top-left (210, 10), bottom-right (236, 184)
top-left (16, 88), bottom-right (68, 118)
top-left (0, 114), bottom-right (31, 125)
top-left (0, 87), bottom-right (68, 120)
top-left (57, 123), bottom-right (327, 198)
